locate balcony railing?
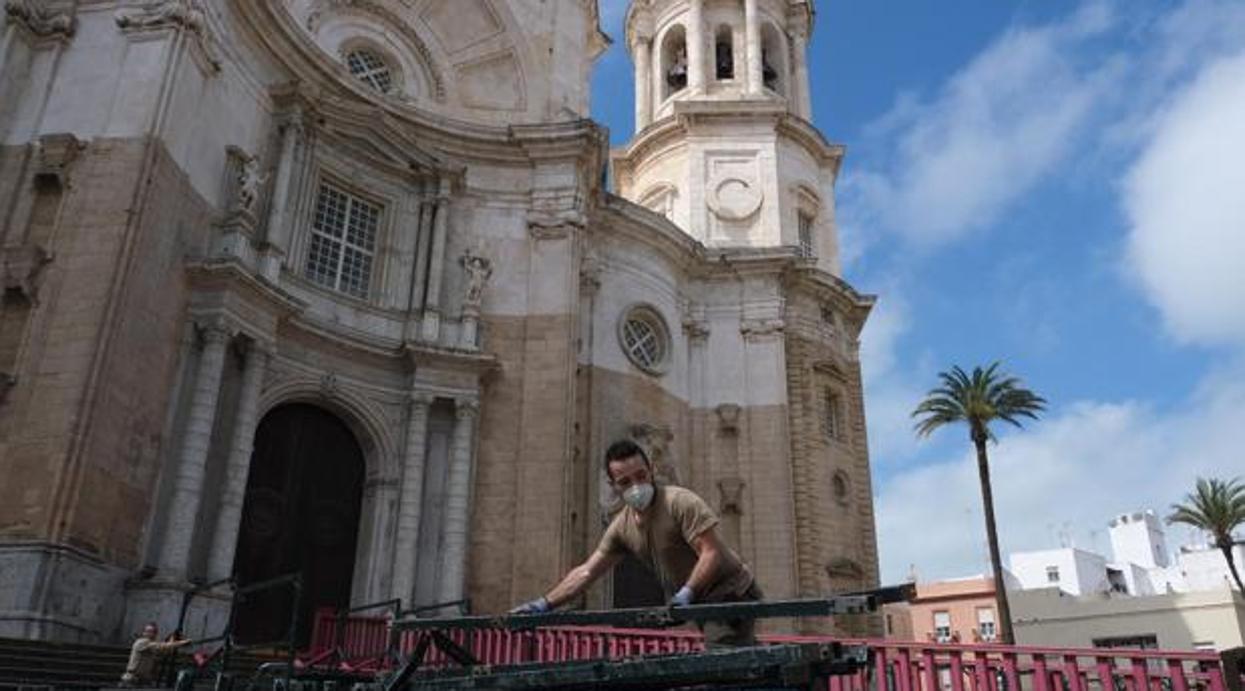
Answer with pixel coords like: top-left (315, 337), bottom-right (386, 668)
top-left (302, 607), bottom-right (1241, 691)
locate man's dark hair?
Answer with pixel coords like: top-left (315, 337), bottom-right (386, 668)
top-left (604, 439), bottom-right (650, 481)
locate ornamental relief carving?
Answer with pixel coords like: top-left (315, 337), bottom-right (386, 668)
top-left (5, 0), bottom-right (75, 39)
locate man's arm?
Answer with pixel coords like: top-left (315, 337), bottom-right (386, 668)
top-left (680, 526), bottom-right (727, 602)
top-left (543, 549), bottom-right (622, 609)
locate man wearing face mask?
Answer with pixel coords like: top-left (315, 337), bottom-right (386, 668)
top-left (510, 439), bottom-right (762, 647)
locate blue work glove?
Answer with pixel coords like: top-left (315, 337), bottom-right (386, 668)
top-left (509, 597), bottom-right (550, 615)
top-left (669, 585), bottom-right (694, 607)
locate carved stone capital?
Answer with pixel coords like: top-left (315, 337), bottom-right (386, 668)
top-left (115, 0), bottom-right (205, 36)
top-left (717, 477), bottom-right (746, 515)
top-left (682, 319), bottom-right (710, 343)
top-left (454, 398), bottom-right (479, 420)
top-left (5, 0), bottom-right (75, 39)
top-left (715, 403), bottom-right (740, 434)
top-left (36, 133), bottom-right (86, 186)
top-left (740, 318), bottom-right (784, 340)
top-left (1, 243), bottom-right (52, 304)
top-left (408, 391), bottom-right (434, 410)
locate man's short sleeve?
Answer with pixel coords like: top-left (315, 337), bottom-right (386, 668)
top-left (595, 513), bottom-right (628, 557)
top-left (669, 488), bottom-right (720, 545)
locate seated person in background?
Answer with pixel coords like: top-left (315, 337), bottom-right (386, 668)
top-left (512, 439), bottom-right (762, 648)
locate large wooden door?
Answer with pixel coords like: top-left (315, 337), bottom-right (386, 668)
top-left (232, 404), bottom-right (365, 647)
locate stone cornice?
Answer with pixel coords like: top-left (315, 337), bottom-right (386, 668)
top-left (402, 342), bottom-right (500, 380)
top-left (599, 193), bottom-right (706, 269)
top-left (782, 266), bottom-right (876, 323)
top-left (613, 104), bottom-right (845, 181)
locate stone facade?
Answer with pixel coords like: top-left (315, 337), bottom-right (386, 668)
top-left (0, 0), bottom-right (878, 643)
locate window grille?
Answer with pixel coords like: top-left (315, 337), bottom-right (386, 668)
top-left (933, 611), bottom-right (952, 643)
top-left (1046, 565), bottom-right (1060, 583)
top-left (619, 307), bottom-right (670, 374)
top-left (977, 608), bottom-right (997, 641)
top-left (797, 212), bottom-right (814, 258)
top-left (306, 183), bottom-right (380, 298)
top-left (824, 389), bottom-right (842, 440)
top-left (345, 48), bottom-right (394, 93)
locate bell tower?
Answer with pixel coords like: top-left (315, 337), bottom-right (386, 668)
top-left (613, 0), bottom-right (841, 274)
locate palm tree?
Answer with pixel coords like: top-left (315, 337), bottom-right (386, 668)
top-left (912, 363), bottom-right (1046, 645)
top-left (1168, 477), bottom-right (1245, 593)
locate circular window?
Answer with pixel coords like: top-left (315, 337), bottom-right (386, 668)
top-left (345, 48), bottom-right (394, 93)
top-left (618, 305), bottom-right (671, 375)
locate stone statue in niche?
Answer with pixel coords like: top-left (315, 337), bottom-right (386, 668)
top-left (236, 155), bottom-right (267, 212)
top-left (666, 47), bottom-right (687, 91)
top-left (460, 252), bottom-right (493, 309)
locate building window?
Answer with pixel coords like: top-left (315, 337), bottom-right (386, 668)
top-left (1046, 565), bottom-right (1060, 583)
top-left (618, 305), bottom-right (671, 375)
top-left (831, 472), bottom-right (849, 505)
top-left (933, 611), bottom-right (952, 643)
top-left (662, 26), bottom-right (688, 98)
top-left (715, 26), bottom-right (734, 80)
top-left (976, 608), bottom-right (996, 642)
top-left (797, 212), bottom-right (814, 258)
top-left (345, 48), bottom-right (394, 93)
top-left (824, 388), bottom-right (843, 440)
top-left (306, 183), bottom-right (380, 298)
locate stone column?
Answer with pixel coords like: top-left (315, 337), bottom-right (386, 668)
top-left (633, 35), bottom-right (653, 130)
top-left (205, 339), bottom-right (272, 583)
top-left (158, 319), bottom-right (232, 580)
top-left (390, 393), bottom-right (433, 604)
top-left (744, 0), bottom-right (762, 95)
top-left (421, 180), bottom-right (451, 343)
top-left (259, 110), bottom-right (304, 281)
top-left (791, 25), bottom-right (811, 118)
top-left (437, 398), bottom-right (478, 604)
top-left (687, 0), bottom-right (706, 93)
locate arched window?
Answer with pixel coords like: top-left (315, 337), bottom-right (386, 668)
top-left (715, 25), bottom-right (734, 80)
top-left (660, 25), bottom-right (688, 99)
top-left (344, 47), bottom-right (394, 93)
top-left (760, 23), bottom-right (786, 94)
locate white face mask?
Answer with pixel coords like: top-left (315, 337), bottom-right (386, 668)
top-left (622, 482), bottom-right (655, 511)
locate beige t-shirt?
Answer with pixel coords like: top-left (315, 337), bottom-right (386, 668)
top-left (122, 637), bottom-right (176, 683)
top-left (597, 484), bottom-right (753, 602)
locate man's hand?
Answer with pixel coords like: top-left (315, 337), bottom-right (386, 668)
top-left (669, 585), bottom-right (694, 607)
top-left (509, 597), bottom-right (550, 615)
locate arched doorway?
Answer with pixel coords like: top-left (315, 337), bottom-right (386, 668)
top-left (232, 403), bottom-right (365, 646)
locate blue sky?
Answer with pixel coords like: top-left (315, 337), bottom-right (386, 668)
top-left (591, 0), bottom-right (1245, 584)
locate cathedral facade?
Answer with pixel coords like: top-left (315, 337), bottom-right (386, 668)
top-left (0, 0), bottom-right (879, 644)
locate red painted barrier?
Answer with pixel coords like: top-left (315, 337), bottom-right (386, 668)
top-left (303, 607), bottom-right (1238, 691)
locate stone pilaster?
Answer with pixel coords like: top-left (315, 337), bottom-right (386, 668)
top-left (205, 339), bottom-right (271, 583)
top-left (633, 34), bottom-right (652, 130)
top-left (390, 392), bottom-right (433, 604)
top-left (437, 398), bottom-right (478, 604)
top-left (421, 180), bottom-right (451, 343)
top-left (157, 318), bottom-right (232, 580)
top-left (686, 0), bottom-right (706, 93)
top-left (790, 22), bottom-right (811, 118)
top-left (744, 0), bottom-right (762, 95)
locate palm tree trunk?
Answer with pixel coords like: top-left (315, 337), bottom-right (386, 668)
top-left (974, 437), bottom-right (1015, 644)
top-left (1220, 544), bottom-right (1245, 594)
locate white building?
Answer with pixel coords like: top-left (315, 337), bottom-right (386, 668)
top-left (1011, 510), bottom-right (1244, 598)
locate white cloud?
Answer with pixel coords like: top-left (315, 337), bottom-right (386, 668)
top-left (875, 359), bottom-right (1245, 583)
top-left (843, 3), bottom-right (1117, 248)
top-left (1122, 50), bottom-right (1245, 347)
top-left (859, 289), bottom-right (932, 465)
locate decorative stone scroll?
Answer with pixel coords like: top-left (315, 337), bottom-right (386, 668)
top-left (5, 0), bottom-right (75, 39)
top-left (115, 0), bottom-right (205, 35)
